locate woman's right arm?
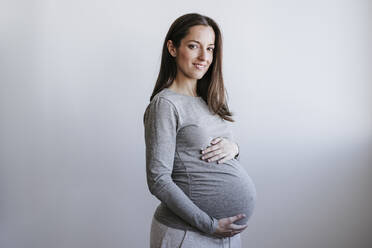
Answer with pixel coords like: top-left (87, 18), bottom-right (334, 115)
top-left (143, 96), bottom-right (219, 235)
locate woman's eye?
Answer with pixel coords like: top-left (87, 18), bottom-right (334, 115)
top-left (188, 44), bottom-right (197, 49)
top-left (208, 47), bottom-right (214, 51)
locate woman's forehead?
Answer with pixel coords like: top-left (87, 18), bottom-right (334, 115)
top-left (184, 26), bottom-right (215, 44)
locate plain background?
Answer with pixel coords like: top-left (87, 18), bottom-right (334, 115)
top-left (1, 0), bottom-right (371, 247)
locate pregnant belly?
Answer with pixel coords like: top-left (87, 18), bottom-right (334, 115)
top-left (186, 162), bottom-right (257, 225)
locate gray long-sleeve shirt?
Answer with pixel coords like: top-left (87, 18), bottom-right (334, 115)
top-left (143, 88), bottom-right (256, 237)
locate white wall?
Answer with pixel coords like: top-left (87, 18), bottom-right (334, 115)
top-left (1, 0), bottom-right (371, 247)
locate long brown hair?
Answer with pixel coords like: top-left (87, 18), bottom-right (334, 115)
top-left (149, 13), bottom-right (234, 122)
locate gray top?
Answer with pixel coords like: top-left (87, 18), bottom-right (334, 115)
top-left (143, 88), bottom-right (257, 237)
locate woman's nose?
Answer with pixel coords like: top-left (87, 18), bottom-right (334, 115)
top-left (198, 49), bottom-right (207, 61)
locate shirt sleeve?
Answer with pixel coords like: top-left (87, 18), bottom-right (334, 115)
top-left (143, 96), bottom-right (219, 235)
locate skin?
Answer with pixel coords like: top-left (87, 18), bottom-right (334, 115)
top-left (167, 25), bottom-right (246, 238)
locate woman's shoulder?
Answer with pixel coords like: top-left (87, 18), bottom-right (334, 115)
top-left (144, 87), bottom-right (204, 124)
top-left (153, 88), bottom-right (178, 103)
top-left (145, 88), bottom-right (178, 111)
top-left (143, 89), bottom-right (182, 127)
top-left (147, 88), bottom-right (192, 111)
top-left (144, 89), bottom-right (179, 120)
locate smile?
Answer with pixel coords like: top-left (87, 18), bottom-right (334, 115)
top-left (193, 63), bottom-right (206, 70)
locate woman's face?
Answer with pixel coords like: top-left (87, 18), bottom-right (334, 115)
top-left (168, 25), bottom-right (215, 80)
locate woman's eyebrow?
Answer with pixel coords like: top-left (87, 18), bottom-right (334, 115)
top-left (187, 39), bottom-right (215, 46)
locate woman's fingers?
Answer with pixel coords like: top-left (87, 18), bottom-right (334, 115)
top-left (220, 225), bottom-right (247, 238)
top-left (228, 214), bottom-right (246, 224)
top-left (217, 154), bottom-right (233, 164)
top-left (210, 137), bottom-right (223, 144)
top-left (214, 214), bottom-right (248, 238)
top-left (201, 137), bottom-right (226, 156)
top-left (200, 137), bottom-right (237, 164)
top-left (225, 225), bottom-right (247, 237)
top-left (201, 143), bottom-right (221, 156)
top-left (229, 223), bottom-right (248, 231)
top-left (200, 147), bottom-right (223, 160)
top-left (206, 152), bottom-right (226, 162)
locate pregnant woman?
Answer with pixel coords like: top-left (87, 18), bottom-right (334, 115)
top-left (143, 13), bottom-right (257, 248)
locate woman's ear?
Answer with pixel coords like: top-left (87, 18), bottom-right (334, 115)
top-left (167, 40), bottom-right (177, 57)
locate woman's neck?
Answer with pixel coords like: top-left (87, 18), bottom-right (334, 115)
top-left (168, 79), bottom-right (198, 97)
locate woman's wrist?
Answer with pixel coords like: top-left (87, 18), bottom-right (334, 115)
top-left (234, 142), bottom-right (239, 158)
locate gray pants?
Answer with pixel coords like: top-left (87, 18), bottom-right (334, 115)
top-left (150, 217), bottom-right (242, 248)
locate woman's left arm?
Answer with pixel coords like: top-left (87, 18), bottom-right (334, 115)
top-left (200, 137), bottom-right (240, 164)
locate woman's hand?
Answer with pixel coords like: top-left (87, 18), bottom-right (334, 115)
top-left (213, 214), bottom-right (248, 237)
top-left (200, 137), bottom-right (239, 164)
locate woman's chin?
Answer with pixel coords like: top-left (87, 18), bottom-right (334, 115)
top-left (194, 73), bottom-right (206, 80)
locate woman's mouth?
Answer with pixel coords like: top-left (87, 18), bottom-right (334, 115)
top-left (193, 63), bottom-right (206, 70)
